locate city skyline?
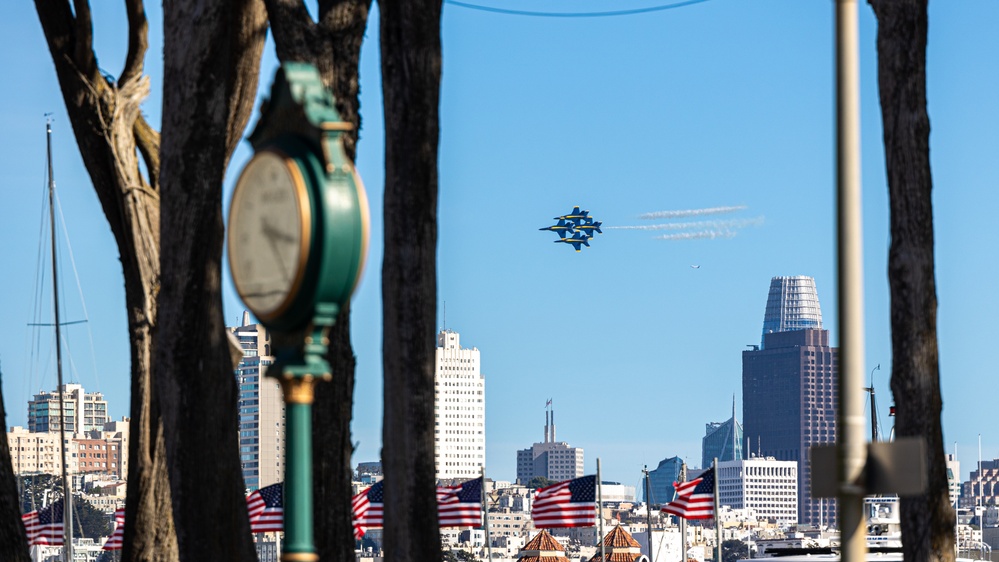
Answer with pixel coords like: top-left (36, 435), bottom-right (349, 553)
top-left (2, 1), bottom-right (999, 488)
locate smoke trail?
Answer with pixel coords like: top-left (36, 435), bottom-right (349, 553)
top-left (606, 216), bottom-right (764, 231)
top-left (638, 205), bottom-right (747, 220)
top-left (655, 230), bottom-right (737, 241)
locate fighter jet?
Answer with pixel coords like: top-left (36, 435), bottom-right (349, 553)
top-left (573, 220), bottom-right (602, 236)
top-left (553, 206), bottom-right (590, 225)
top-left (555, 233), bottom-right (592, 252)
top-left (539, 219), bottom-right (576, 237)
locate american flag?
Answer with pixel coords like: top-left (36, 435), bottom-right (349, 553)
top-left (22, 499), bottom-right (65, 546)
top-left (661, 467), bottom-right (715, 520)
top-left (351, 477), bottom-right (485, 539)
top-left (351, 480), bottom-right (384, 540)
top-left (246, 483), bottom-right (284, 533)
top-left (531, 475), bottom-right (596, 528)
top-left (102, 507), bottom-right (126, 550)
top-left (437, 477), bottom-right (483, 528)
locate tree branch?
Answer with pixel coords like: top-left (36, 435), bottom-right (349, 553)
top-left (34, 0), bottom-right (76, 64)
top-left (121, 0), bottom-right (149, 85)
top-left (71, 0), bottom-right (98, 80)
top-left (264, 0), bottom-right (319, 62)
top-left (134, 114), bottom-right (160, 192)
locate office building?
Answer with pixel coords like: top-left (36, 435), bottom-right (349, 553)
top-left (8, 417), bottom-right (129, 479)
top-left (717, 456), bottom-right (798, 525)
top-left (28, 384), bottom-right (108, 435)
top-left (743, 276), bottom-right (837, 526)
top-left (760, 276), bottom-right (823, 348)
top-left (435, 330), bottom-right (486, 480)
top-left (645, 456), bottom-right (683, 506)
top-left (230, 312), bottom-right (284, 491)
top-left (702, 397), bottom-right (744, 468)
top-left (516, 404), bottom-right (583, 484)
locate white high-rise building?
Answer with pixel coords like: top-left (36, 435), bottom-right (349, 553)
top-left (230, 312), bottom-right (285, 491)
top-left (717, 456), bottom-right (798, 524)
top-left (28, 383), bottom-right (108, 436)
top-left (434, 330), bottom-right (485, 480)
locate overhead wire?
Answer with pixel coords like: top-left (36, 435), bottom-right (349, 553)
top-left (444, 0), bottom-right (711, 18)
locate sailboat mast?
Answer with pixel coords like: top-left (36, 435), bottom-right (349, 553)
top-left (46, 120), bottom-right (73, 562)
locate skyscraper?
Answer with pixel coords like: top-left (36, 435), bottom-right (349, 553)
top-left (702, 397), bottom-right (743, 468)
top-left (644, 456), bottom-right (683, 506)
top-left (434, 330), bottom-right (486, 480)
top-left (760, 276), bottom-right (823, 348)
top-left (230, 312), bottom-right (284, 491)
top-left (515, 403), bottom-right (584, 484)
top-left (743, 276), bottom-right (838, 526)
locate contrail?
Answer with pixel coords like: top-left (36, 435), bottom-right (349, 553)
top-left (606, 216), bottom-right (764, 231)
top-left (638, 205), bottom-right (747, 220)
top-left (655, 230), bottom-right (737, 241)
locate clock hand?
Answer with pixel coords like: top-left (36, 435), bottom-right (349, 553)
top-left (261, 217), bottom-right (297, 244)
top-left (261, 218), bottom-right (290, 280)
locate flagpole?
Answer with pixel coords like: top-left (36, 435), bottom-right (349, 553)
top-left (679, 462), bottom-right (686, 562)
top-left (713, 458), bottom-right (721, 562)
top-left (481, 467), bottom-right (493, 561)
top-left (597, 458), bottom-right (605, 562)
top-left (644, 465), bottom-right (653, 562)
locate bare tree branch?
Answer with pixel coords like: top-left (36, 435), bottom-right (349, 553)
top-left (71, 0), bottom-right (98, 79)
top-left (121, 0), bottom-right (149, 86)
top-left (34, 0), bottom-right (76, 62)
top-left (134, 114), bottom-right (160, 192)
top-left (264, 0), bottom-right (319, 62)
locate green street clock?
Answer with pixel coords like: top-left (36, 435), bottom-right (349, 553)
top-left (227, 63), bottom-right (369, 562)
top-left (228, 63), bottom-right (370, 335)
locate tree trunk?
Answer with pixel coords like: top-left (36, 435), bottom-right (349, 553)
top-left (264, 1), bottom-right (371, 559)
top-left (379, 1), bottom-right (443, 561)
top-left (0, 373), bottom-right (30, 562)
top-left (32, 2), bottom-right (175, 560)
top-left (154, 1), bottom-right (266, 561)
top-left (867, 2), bottom-right (954, 562)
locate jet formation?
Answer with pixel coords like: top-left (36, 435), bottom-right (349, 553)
top-left (540, 206), bottom-right (603, 252)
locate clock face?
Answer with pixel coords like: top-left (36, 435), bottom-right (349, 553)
top-left (228, 150), bottom-right (311, 321)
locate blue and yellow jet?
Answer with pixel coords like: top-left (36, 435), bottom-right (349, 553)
top-left (539, 218), bottom-right (576, 237)
top-left (553, 206), bottom-right (590, 225)
top-left (573, 220), bottom-right (602, 236)
top-left (555, 233), bottom-right (592, 252)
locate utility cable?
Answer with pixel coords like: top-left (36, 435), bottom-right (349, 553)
top-left (445, 0), bottom-right (711, 18)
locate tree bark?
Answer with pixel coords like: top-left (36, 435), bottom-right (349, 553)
top-left (154, 0), bottom-right (266, 561)
top-left (32, 2), bottom-right (175, 560)
top-left (263, 2), bottom-right (372, 559)
top-left (867, 2), bottom-right (954, 562)
top-left (0, 374), bottom-right (30, 562)
top-left (379, 1), bottom-right (443, 561)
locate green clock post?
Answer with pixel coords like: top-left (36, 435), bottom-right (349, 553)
top-left (228, 63), bottom-right (370, 561)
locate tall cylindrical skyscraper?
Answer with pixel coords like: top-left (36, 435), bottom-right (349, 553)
top-left (761, 276), bottom-right (823, 348)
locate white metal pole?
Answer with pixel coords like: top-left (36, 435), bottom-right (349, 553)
top-left (481, 467), bottom-right (493, 561)
top-left (597, 459), bottom-right (605, 561)
top-left (713, 458), bottom-right (721, 562)
top-left (835, 1), bottom-right (867, 562)
top-left (679, 462), bottom-right (687, 562)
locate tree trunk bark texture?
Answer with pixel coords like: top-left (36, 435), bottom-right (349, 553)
top-left (155, 1), bottom-right (266, 561)
top-left (0, 379), bottom-right (30, 562)
top-left (32, 2), bottom-right (176, 560)
top-left (379, 1), bottom-right (443, 561)
top-left (868, 2), bottom-right (954, 562)
top-left (264, 1), bottom-right (371, 559)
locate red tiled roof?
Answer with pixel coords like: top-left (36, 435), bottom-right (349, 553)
top-left (523, 530), bottom-right (566, 552)
top-left (601, 526), bottom-right (641, 548)
top-left (518, 529), bottom-right (569, 562)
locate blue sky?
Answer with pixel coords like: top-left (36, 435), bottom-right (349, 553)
top-left (2, 0), bottom-right (998, 488)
